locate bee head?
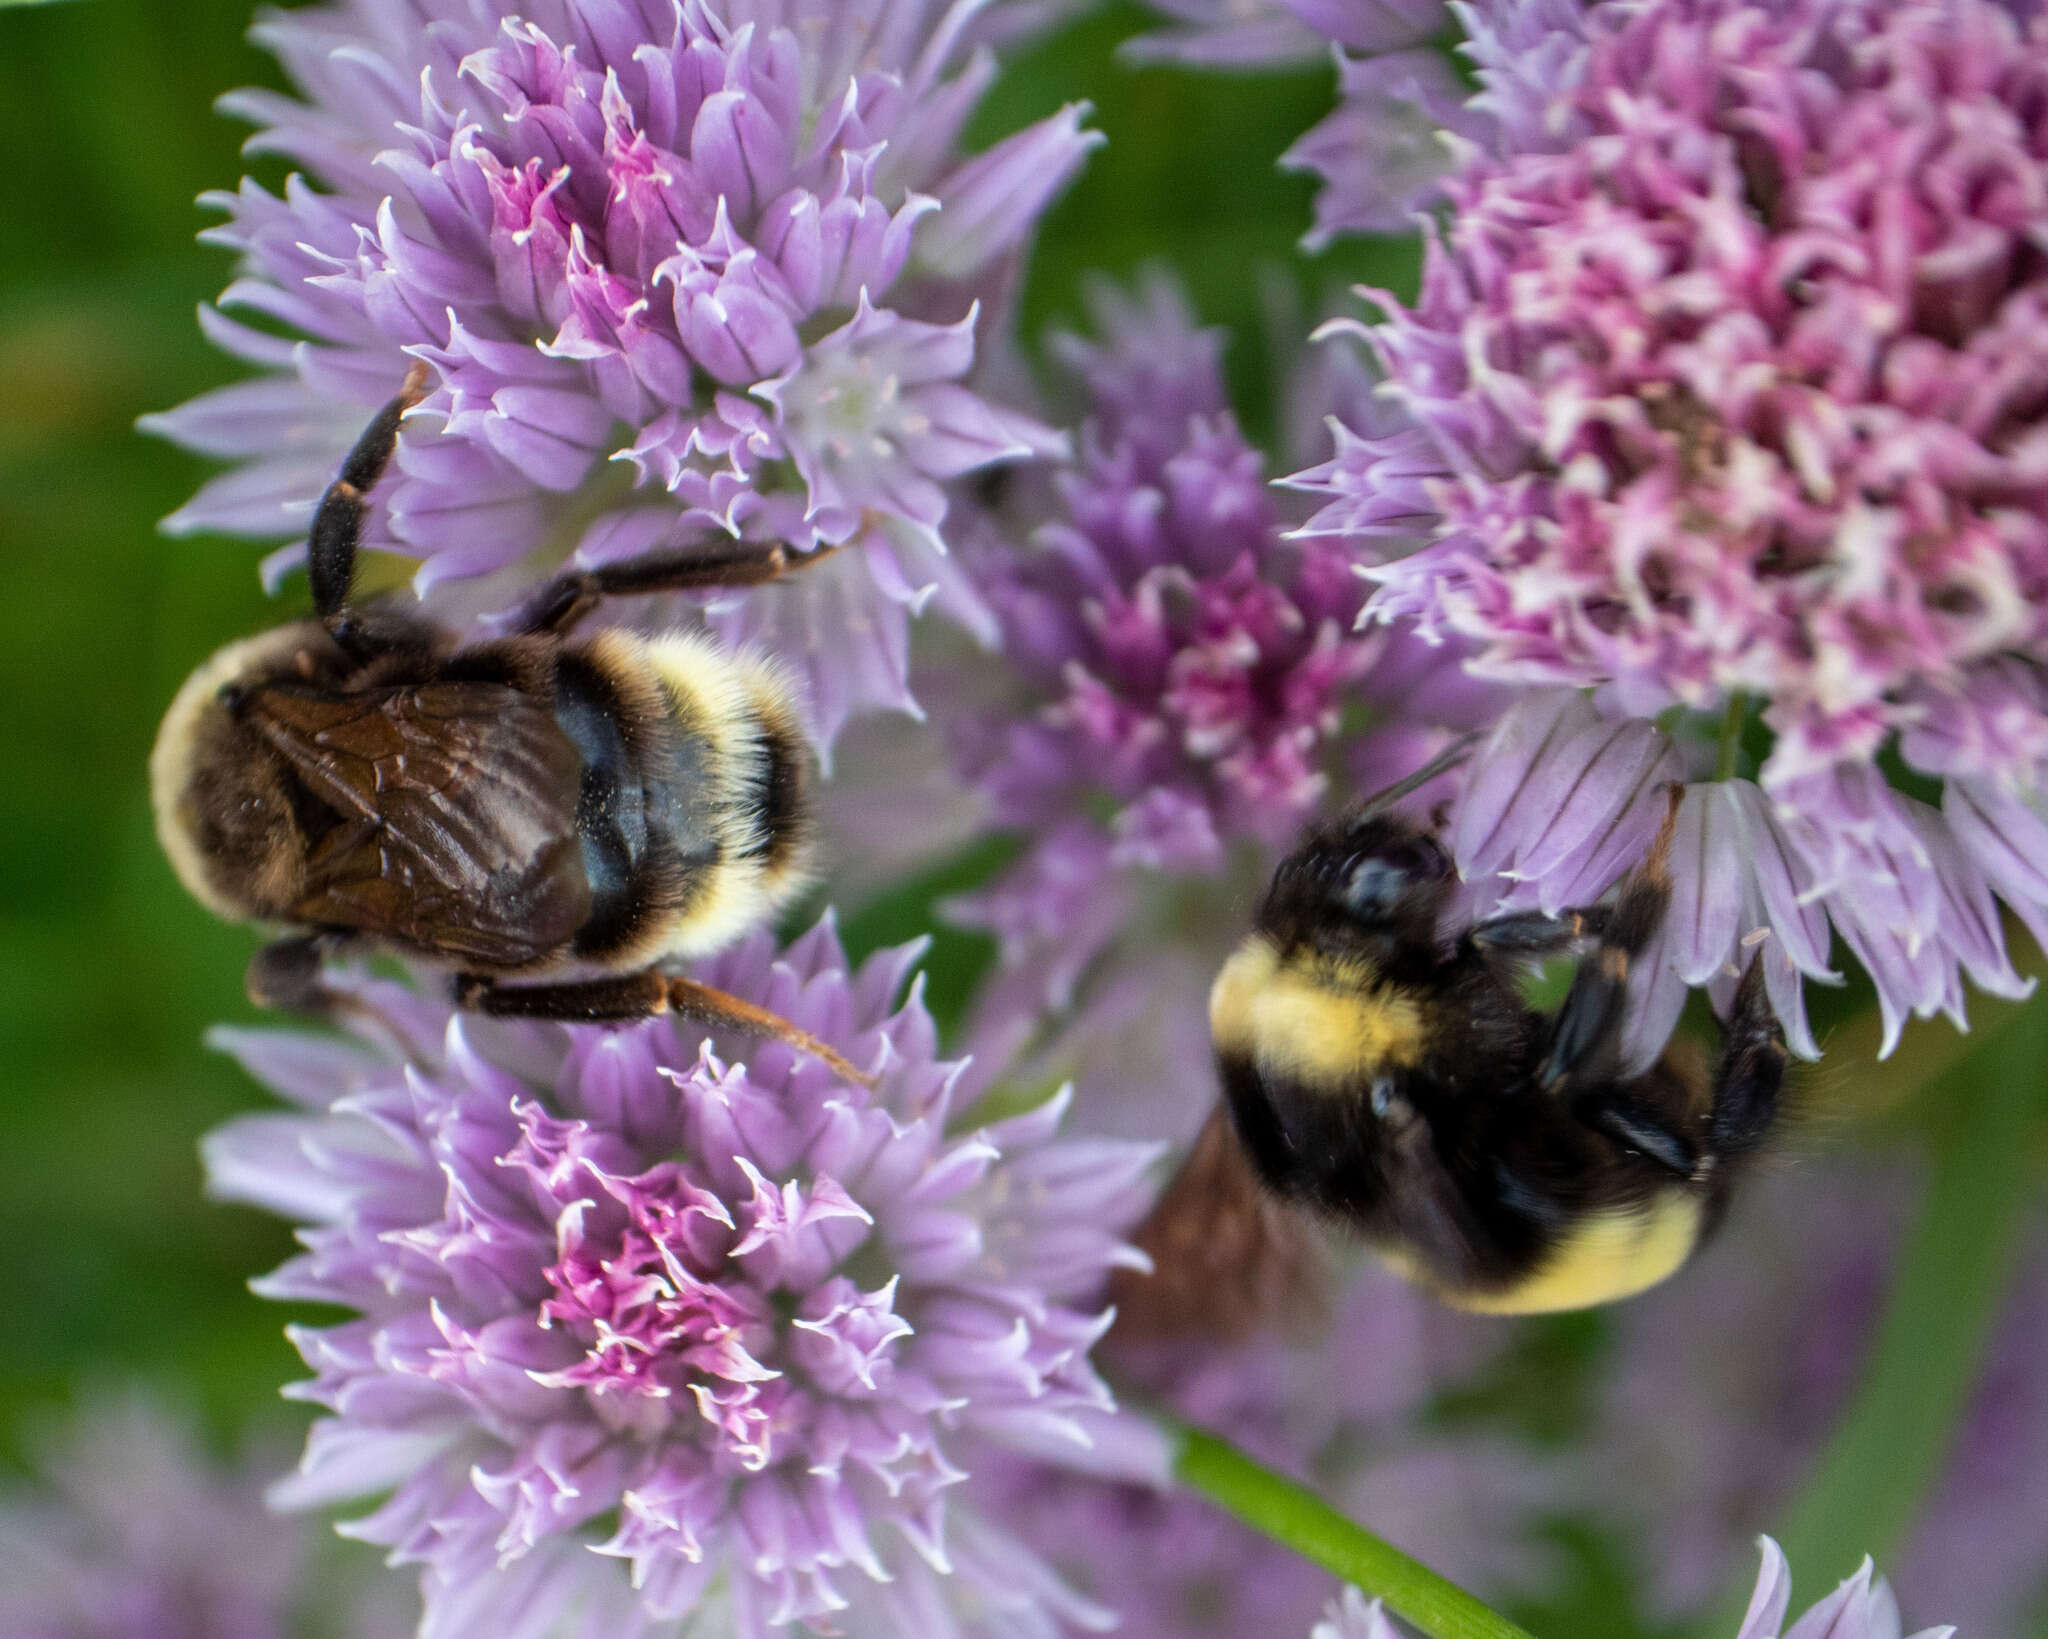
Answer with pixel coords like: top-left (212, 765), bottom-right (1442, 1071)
top-left (1259, 813), bottom-right (1453, 956)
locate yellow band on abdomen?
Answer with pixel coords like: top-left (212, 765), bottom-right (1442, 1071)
top-left (1433, 1194), bottom-right (1705, 1314)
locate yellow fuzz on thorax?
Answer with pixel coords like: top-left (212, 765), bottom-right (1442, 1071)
top-left (1209, 936), bottom-right (1427, 1093)
top-left (1433, 1193), bottom-right (1706, 1315)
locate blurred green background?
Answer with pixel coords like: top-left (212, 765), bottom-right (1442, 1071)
top-left (0, 2), bottom-right (2043, 1635)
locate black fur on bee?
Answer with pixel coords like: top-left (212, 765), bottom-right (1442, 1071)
top-left (1126, 759), bottom-right (1787, 1324)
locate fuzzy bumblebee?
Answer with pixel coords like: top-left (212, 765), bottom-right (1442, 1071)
top-left (150, 365), bottom-right (865, 1083)
top-left (1122, 759), bottom-right (1789, 1327)
top-left (1202, 782), bottom-right (1788, 1314)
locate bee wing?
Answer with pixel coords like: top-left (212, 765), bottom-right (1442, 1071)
top-left (1110, 1103), bottom-right (1329, 1345)
top-left (244, 681), bottom-right (592, 966)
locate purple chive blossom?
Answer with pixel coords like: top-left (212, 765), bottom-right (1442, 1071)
top-left (0, 1393), bottom-right (414, 1639)
top-left (1317, 0), bottom-right (2048, 770)
top-left (1440, 688), bottom-right (2032, 1063)
top-left (202, 916), bottom-right (1160, 1639)
top-left (142, 0), bottom-right (1097, 746)
top-left (1311, 1588), bottom-right (1401, 1639)
top-left (1734, 1538), bottom-right (1955, 1639)
top-left (1297, 0), bottom-right (2048, 1056)
top-left (945, 277), bottom-right (1494, 1085)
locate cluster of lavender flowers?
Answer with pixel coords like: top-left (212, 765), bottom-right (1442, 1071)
top-left (143, 0), bottom-right (1099, 743)
top-left (119, 0), bottom-right (2048, 1633)
top-left (203, 922), bottom-right (1160, 1638)
top-left (943, 276), bottom-right (1498, 1122)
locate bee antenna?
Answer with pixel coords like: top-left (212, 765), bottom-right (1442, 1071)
top-left (1359, 731), bottom-right (1482, 817)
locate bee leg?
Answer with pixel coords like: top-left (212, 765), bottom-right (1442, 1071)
top-left (1536, 783), bottom-right (1682, 1091)
top-left (1707, 956), bottom-right (1787, 1157)
top-left (1358, 730), bottom-right (1483, 817)
top-left (1571, 1084), bottom-right (1701, 1178)
top-left (455, 969), bottom-right (877, 1088)
top-left (308, 361), bottom-right (432, 623)
top-left (514, 542), bottom-right (838, 636)
top-left (246, 935), bottom-right (354, 1018)
top-left (1465, 906), bottom-right (1612, 960)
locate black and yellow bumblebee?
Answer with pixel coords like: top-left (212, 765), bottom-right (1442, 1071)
top-left (1125, 752), bottom-right (1788, 1323)
top-left (150, 364), bottom-right (866, 1083)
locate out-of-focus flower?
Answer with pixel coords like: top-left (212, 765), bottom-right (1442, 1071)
top-left (1122, 0), bottom-right (1444, 74)
top-left (1298, 0), bottom-right (2048, 1056)
top-left (1281, 35), bottom-right (1478, 245)
top-left (1126, 0), bottom-right (1615, 242)
top-left (979, 1260), bottom-right (1532, 1639)
top-left (1310, 1587), bottom-right (1401, 1639)
top-left (203, 916), bottom-right (1161, 1639)
top-left (0, 1392), bottom-right (414, 1639)
top-left (143, 0), bottom-right (1097, 745)
top-left (1894, 1228), bottom-right (2048, 1633)
top-left (945, 275), bottom-right (1494, 1104)
top-left (1560, 1133), bottom-right (2048, 1635)
top-left (1734, 1538), bottom-right (1955, 1639)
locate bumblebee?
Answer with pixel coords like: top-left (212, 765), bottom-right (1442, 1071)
top-left (1126, 754), bottom-right (1787, 1323)
top-left (151, 364), bottom-right (866, 1083)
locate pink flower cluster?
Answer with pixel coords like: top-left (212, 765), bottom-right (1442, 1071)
top-left (1312, 0), bottom-right (2048, 787)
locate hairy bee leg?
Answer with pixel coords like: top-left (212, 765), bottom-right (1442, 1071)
top-left (1537, 784), bottom-right (1683, 1091)
top-left (515, 542), bottom-right (838, 636)
top-left (1707, 956), bottom-right (1787, 1156)
top-left (308, 361), bottom-right (432, 621)
top-left (456, 969), bottom-right (877, 1088)
top-left (661, 974), bottom-right (878, 1089)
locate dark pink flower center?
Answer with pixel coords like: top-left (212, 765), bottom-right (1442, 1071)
top-left (1055, 550), bottom-right (1368, 824)
top-left (539, 1186), bottom-right (781, 1465)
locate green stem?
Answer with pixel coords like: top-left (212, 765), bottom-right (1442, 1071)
top-left (1742, 994), bottom-right (2044, 1618)
top-left (1714, 693), bottom-right (1749, 782)
top-left (1172, 1422), bottom-right (1539, 1639)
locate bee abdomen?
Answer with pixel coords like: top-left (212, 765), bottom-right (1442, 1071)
top-left (1430, 1192), bottom-right (1707, 1315)
top-left (723, 648), bottom-right (812, 900)
top-left (563, 633), bottom-right (812, 970)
